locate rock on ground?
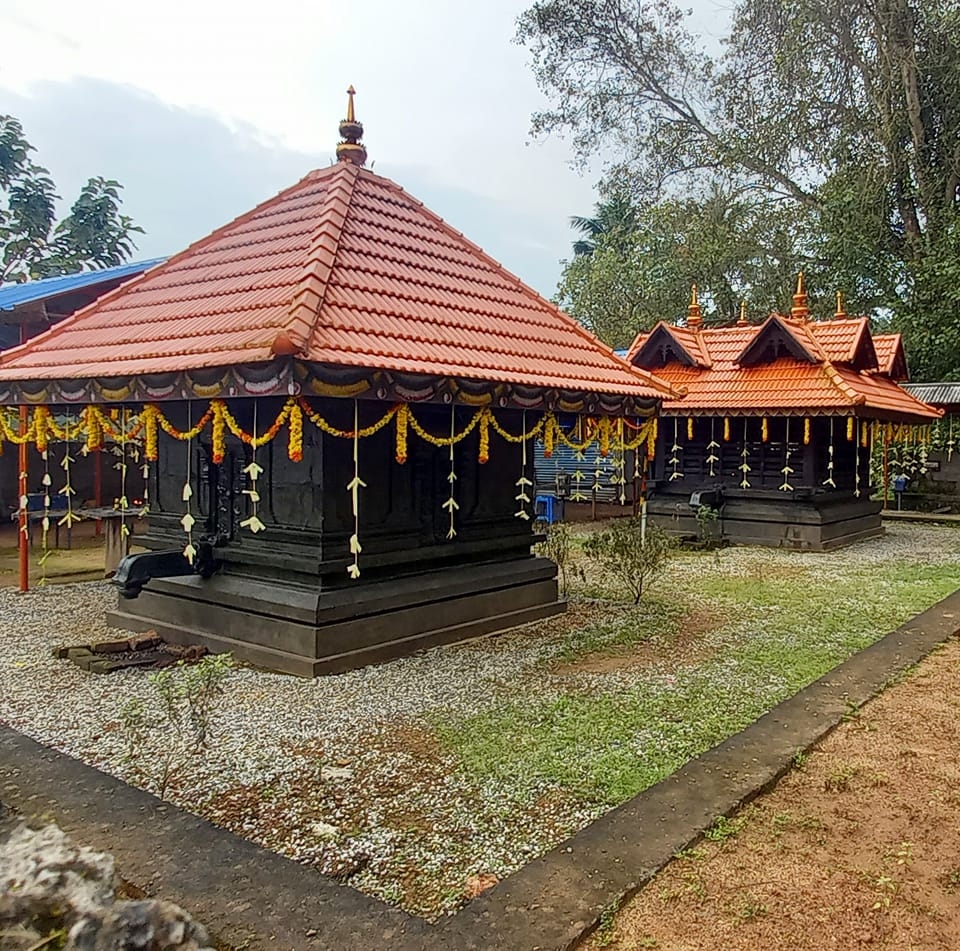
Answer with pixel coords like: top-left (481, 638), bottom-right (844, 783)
top-left (0, 821), bottom-right (213, 950)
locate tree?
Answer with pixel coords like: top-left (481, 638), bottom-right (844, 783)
top-left (570, 189), bottom-right (641, 255)
top-left (518, 0), bottom-right (960, 379)
top-left (0, 115), bottom-right (143, 284)
top-left (557, 186), bottom-right (805, 345)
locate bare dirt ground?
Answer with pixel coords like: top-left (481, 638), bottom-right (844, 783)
top-left (583, 635), bottom-right (960, 951)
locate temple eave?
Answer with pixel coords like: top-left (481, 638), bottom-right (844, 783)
top-left (0, 359), bottom-right (663, 416)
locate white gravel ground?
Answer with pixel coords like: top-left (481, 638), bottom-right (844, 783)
top-left (1, 522), bottom-right (958, 917)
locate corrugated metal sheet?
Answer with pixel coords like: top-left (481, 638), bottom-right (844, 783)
top-left (534, 440), bottom-right (634, 504)
top-left (0, 259), bottom-right (166, 311)
top-left (902, 382), bottom-right (960, 408)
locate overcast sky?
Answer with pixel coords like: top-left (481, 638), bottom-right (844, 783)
top-left (0, 0), bottom-right (730, 298)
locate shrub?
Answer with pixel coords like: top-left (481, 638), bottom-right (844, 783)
top-left (535, 520), bottom-right (574, 595)
top-left (582, 518), bottom-right (674, 604)
top-left (119, 652), bottom-right (233, 798)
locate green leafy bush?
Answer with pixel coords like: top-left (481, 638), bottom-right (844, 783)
top-left (582, 518), bottom-right (674, 604)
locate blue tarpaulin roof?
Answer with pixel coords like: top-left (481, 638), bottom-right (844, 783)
top-left (0, 258), bottom-right (166, 311)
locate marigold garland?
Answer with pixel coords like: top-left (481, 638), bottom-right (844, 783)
top-left (804, 417), bottom-right (811, 445)
top-left (288, 401), bottom-right (304, 462)
top-left (2, 401), bottom-right (658, 472)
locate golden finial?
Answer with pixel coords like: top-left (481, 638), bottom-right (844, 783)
top-left (834, 290), bottom-right (846, 319)
top-left (790, 271), bottom-right (809, 320)
top-left (336, 85), bottom-right (367, 166)
top-left (736, 300), bottom-right (749, 326)
top-left (346, 85), bottom-right (356, 123)
top-left (687, 283), bottom-right (703, 330)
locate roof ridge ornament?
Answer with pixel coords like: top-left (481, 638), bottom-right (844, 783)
top-left (336, 85), bottom-right (367, 167)
top-left (736, 300), bottom-right (749, 326)
top-left (790, 272), bottom-right (810, 321)
top-left (687, 283), bottom-right (703, 331)
top-left (835, 290), bottom-right (847, 319)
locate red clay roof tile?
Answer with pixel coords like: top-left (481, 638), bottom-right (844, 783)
top-left (629, 319), bottom-right (938, 422)
top-left (0, 162), bottom-right (675, 401)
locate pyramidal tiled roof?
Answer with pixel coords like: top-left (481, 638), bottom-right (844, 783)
top-left (0, 161), bottom-right (675, 401)
top-left (629, 310), bottom-right (938, 422)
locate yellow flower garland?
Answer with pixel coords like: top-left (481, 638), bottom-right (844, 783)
top-left (2, 401), bottom-right (661, 470)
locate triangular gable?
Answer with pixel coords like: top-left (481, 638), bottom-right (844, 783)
top-left (736, 315), bottom-right (820, 366)
top-left (809, 317), bottom-right (879, 371)
top-left (872, 333), bottom-right (909, 381)
top-left (629, 322), bottom-right (705, 370)
top-left (848, 321), bottom-right (879, 371)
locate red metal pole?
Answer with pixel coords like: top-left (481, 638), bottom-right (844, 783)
top-left (18, 405), bottom-right (28, 592)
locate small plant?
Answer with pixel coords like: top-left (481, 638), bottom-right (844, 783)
top-left (824, 761), bottom-right (860, 793)
top-left (119, 652), bottom-right (233, 798)
top-left (695, 505), bottom-right (721, 547)
top-left (940, 867), bottom-right (960, 893)
top-left (593, 900), bottom-right (620, 947)
top-left (705, 814), bottom-right (745, 842)
top-left (535, 520), bottom-right (574, 596)
top-left (872, 874), bottom-right (898, 910)
top-left (582, 518), bottom-right (675, 604)
top-left (736, 891), bottom-right (768, 920)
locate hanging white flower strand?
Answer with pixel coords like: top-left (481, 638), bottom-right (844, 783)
top-left (779, 418), bottom-right (795, 491)
top-left (668, 418), bottom-right (684, 481)
top-left (58, 410), bottom-right (80, 529)
top-left (706, 418), bottom-right (719, 478)
top-left (240, 401), bottom-right (266, 534)
top-left (443, 403), bottom-right (459, 538)
top-left (739, 418), bottom-right (751, 488)
top-left (116, 407), bottom-right (130, 546)
top-left (823, 418), bottom-right (837, 488)
top-left (346, 399), bottom-right (366, 579)
top-left (181, 404), bottom-right (197, 565)
top-left (38, 443), bottom-right (52, 585)
top-left (947, 417), bottom-right (955, 462)
top-left (138, 413), bottom-right (151, 519)
top-left (515, 411), bottom-right (532, 520)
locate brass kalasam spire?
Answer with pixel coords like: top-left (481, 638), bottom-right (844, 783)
top-left (790, 272), bottom-right (810, 320)
top-left (736, 300), bottom-right (749, 326)
top-left (687, 283), bottom-right (703, 330)
top-left (834, 290), bottom-right (847, 319)
top-left (336, 85), bottom-right (367, 166)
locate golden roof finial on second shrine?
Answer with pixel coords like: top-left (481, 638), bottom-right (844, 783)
top-left (687, 283), bottom-right (703, 330)
top-left (336, 85), bottom-right (367, 167)
top-left (790, 272), bottom-right (809, 320)
top-left (834, 290), bottom-right (847, 319)
top-left (736, 300), bottom-right (749, 326)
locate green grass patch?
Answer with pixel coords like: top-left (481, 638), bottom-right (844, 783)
top-left (553, 597), bottom-right (682, 662)
top-left (435, 544), bottom-right (960, 806)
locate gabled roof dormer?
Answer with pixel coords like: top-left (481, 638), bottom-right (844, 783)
top-left (872, 333), bottom-right (909, 381)
top-left (735, 314), bottom-right (820, 366)
top-left (628, 321), bottom-right (711, 370)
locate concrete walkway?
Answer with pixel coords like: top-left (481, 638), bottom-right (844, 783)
top-left (3, 591), bottom-right (959, 951)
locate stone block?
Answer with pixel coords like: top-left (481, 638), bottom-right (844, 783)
top-left (91, 639), bottom-right (132, 654)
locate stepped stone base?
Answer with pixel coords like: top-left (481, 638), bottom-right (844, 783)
top-left (649, 492), bottom-right (883, 551)
top-left (107, 557), bottom-right (563, 677)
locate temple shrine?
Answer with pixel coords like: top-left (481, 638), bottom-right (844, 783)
top-left (627, 277), bottom-right (940, 549)
top-left (0, 90), bottom-right (675, 675)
